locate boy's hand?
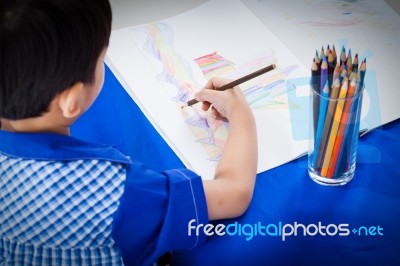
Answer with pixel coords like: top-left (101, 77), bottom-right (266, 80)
top-left (194, 77), bottom-right (249, 120)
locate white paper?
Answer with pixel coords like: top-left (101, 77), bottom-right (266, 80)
top-left (106, 0), bottom-right (310, 179)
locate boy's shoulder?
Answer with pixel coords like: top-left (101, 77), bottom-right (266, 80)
top-left (0, 130), bottom-right (131, 164)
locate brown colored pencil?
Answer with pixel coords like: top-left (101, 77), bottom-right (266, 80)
top-left (181, 64), bottom-right (276, 108)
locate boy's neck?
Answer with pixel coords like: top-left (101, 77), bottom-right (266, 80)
top-left (0, 117), bottom-right (71, 136)
top-left (0, 95), bottom-right (76, 136)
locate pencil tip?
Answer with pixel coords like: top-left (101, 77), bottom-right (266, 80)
top-left (180, 104), bottom-right (187, 109)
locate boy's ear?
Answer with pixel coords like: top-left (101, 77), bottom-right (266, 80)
top-left (57, 82), bottom-right (84, 119)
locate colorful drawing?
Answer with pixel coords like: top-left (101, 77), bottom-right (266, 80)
top-left (194, 52), bottom-right (235, 79)
top-left (193, 53), bottom-right (299, 110)
top-left (130, 21), bottom-right (299, 161)
top-left (131, 22), bottom-right (226, 161)
top-left (135, 22), bottom-right (196, 103)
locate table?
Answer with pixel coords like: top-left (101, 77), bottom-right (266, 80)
top-left (72, 65), bottom-right (400, 266)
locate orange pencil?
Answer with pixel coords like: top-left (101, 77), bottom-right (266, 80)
top-left (335, 59), bottom-right (366, 175)
top-left (326, 76), bottom-right (357, 177)
top-left (320, 77), bottom-right (348, 177)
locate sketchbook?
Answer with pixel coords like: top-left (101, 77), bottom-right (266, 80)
top-left (106, 0), bottom-right (393, 179)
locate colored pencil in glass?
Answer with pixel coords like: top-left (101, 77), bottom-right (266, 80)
top-left (327, 76), bottom-right (357, 177)
top-left (340, 46), bottom-right (347, 66)
top-left (335, 59), bottom-right (366, 175)
top-left (312, 79), bottom-right (330, 167)
top-left (352, 53), bottom-right (359, 73)
top-left (327, 50), bottom-right (336, 88)
top-left (321, 77), bottom-right (349, 177)
top-left (319, 55), bottom-right (328, 94)
top-left (332, 44), bottom-right (337, 66)
top-left (311, 59), bottom-right (321, 141)
top-left (314, 78), bottom-right (340, 169)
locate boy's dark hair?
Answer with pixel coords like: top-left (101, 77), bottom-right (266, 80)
top-left (0, 0), bottom-right (112, 119)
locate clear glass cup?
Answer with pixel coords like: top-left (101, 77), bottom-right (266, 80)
top-left (308, 82), bottom-right (364, 186)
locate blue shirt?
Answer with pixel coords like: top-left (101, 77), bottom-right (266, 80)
top-left (0, 130), bottom-right (208, 265)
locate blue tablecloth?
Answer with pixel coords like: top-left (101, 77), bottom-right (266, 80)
top-left (72, 65), bottom-right (400, 266)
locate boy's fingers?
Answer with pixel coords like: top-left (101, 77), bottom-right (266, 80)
top-left (195, 90), bottom-right (215, 111)
top-left (211, 107), bottom-right (219, 116)
top-left (202, 102), bottom-right (211, 111)
top-left (195, 89), bottom-right (220, 104)
top-left (204, 77), bottom-right (230, 91)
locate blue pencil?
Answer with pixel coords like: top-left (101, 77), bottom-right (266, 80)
top-left (312, 79), bottom-right (330, 167)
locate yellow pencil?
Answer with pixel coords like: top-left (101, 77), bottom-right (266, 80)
top-left (320, 77), bottom-right (349, 177)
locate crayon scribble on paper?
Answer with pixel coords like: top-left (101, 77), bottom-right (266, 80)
top-left (130, 21), bottom-right (300, 162)
top-left (130, 22), bottom-right (225, 162)
top-left (194, 52), bottom-right (235, 79)
top-left (194, 52), bottom-right (299, 110)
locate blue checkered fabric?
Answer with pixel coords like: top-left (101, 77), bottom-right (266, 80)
top-left (0, 154), bottom-right (126, 265)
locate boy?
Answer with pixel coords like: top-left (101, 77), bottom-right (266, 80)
top-left (0, 0), bottom-right (257, 265)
